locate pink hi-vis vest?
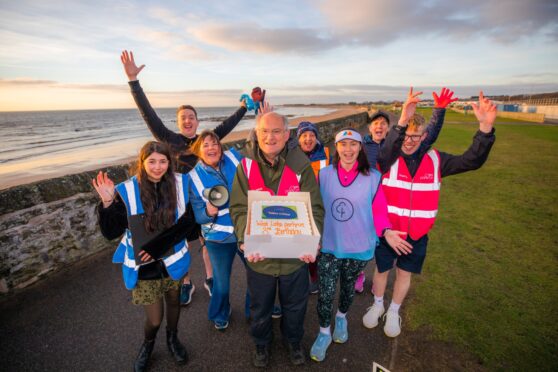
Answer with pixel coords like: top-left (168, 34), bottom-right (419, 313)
top-left (381, 149), bottom-right (441, 240)
top-left (241, 158), bottom-right (301, 195)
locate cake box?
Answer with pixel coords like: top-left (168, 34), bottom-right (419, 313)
top-left (244, 190), bottom-right (321, 259)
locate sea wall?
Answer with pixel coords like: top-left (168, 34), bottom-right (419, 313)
top-left (0, 111), bottom-right (369, 295)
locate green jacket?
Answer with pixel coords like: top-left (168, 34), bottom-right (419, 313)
top-left (230, 133), bottom-right (325, 276)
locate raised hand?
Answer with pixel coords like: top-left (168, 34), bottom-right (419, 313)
top-left (258, 100), bottom-right (274, 115)
top-left (399, 87), bottom-right (423, 126)
top-left (384, 229), bottom-right (413, 255)
top-left (92, 171), bottom-right (115, 207)
top-left (433, 87), bottom-right (458, 108)
top-left (472, 91), bottom-right (497, 133)
top-left (120, 50), bottom-right (145, 81)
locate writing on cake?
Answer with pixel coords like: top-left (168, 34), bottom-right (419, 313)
top-left (250, 201), bottom-right (312, 236)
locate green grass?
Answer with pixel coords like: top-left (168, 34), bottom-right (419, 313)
top-left (403, 108), bottom-right (558, 370)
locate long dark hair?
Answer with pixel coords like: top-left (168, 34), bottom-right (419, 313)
top-left (332, 140), bottom-right (371, 176)
top-left (133, 141), bottom-right (177, 233)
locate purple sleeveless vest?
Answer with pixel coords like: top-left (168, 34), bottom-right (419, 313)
top-left (319, 165), bottom-right (381, 260)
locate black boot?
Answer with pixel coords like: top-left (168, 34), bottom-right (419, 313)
top-left (287, 342), bottom-right (305, 366)
top-left (166, 328), bottom-right (188, 365)
top-left (253, 344), bottom-right (270, 368)
top-left (134, 339), bottom-right (155, 372)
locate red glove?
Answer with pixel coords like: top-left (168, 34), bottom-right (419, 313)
top-left (433, 87), bottom-right (458, 108)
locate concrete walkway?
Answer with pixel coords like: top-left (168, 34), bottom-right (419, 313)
top-left (0, 243), bottom-right (399, 371)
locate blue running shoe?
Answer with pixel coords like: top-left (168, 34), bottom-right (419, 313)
top-left (180, 283), bottom-right (195, 306)
top-left (333, 316), bottom-right (348, 343)
top-left (310, 332), bottom-right (332, 362)
top-left (214, 320), bottom-right (229, 331)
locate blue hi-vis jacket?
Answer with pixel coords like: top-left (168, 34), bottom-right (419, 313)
top-left (112, 174), bottom-right (191, 290)
top-left (188, 148), bottom-right (243, 243)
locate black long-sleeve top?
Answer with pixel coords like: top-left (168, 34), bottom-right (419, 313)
top-left (97, 194), bottom-right (198, 279)
top-left (128, 80), bottom-right (247, 173)
top-left (378, 124), bottom-right (496, 178)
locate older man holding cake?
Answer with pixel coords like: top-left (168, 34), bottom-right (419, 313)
top-left (230, 112), bottom-right (324, 368)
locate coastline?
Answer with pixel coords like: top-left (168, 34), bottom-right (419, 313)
top-left (0, 108), bottom-right (370, 295)
top-left (0, 107), bottom-right (364, 190)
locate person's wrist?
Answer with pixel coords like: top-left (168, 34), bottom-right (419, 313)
top-left (382, 228), bottom-right (391, 237)
top-left (479, 123), bottom-right (492, 133)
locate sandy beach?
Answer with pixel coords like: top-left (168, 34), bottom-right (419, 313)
top-left (0, 107), bottom-right (364, 190)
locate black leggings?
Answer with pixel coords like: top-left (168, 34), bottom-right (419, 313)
top-left (317, 253), bottom-right (368, 328)
top-left (143, 288), bottom-right (181, 340)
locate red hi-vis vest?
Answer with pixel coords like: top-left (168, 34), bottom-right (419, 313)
top-left (381, 149), bottom-right (441, 240)
top-left (241, 158), bottom-right (301, 195)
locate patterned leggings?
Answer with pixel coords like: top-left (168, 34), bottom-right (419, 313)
top-left (317, 253), bottom-right (368, 327)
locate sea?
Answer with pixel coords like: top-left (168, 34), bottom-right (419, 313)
top-left (0, 106), bottom-right (334, 189)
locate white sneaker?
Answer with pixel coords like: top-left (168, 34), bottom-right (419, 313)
top-left (362, 303), bottom-right (385, 329)
top-left (383, 310), bottom-right (402, 337)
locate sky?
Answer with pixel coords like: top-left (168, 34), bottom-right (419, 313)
top-left (0, 0), bottom-right (557, 111)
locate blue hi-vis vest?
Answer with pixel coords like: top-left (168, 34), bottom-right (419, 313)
top-left (112, 174), bottom-right (191, 289)
top-left (319, 165), bottom-right (381, 260)
top-left (188, 148), bottom-right (242, 242)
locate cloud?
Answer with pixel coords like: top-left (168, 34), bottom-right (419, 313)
top-left (137, 29), bottom-right (216, 60)
top-left (182, 0), bottom-right (557, 55)
top-left (0, 78), bottom-right (57, 86)
top-left (0, 79), bottom-right (127, 92)
top-left (191, 22), bottom-right (339, 54)
top-left (317, 0), bottom-right (558, 45)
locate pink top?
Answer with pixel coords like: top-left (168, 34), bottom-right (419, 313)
top-left (337, 162), bottom-right (392, 237)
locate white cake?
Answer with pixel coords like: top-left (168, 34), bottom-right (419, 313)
top-left (250, 200), bottom-right (312, 236)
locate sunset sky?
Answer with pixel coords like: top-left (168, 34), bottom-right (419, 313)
top-left (1, 0), bottom-right (557, 111)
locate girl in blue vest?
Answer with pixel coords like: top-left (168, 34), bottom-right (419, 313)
top-left (188, 130), bottom-right (249, 330)
top-left (94, 141), bottom-right (196, 372)
top-left (310, 130), bottom-right (411, 362)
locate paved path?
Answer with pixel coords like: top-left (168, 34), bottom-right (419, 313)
top-left (0, 243), bottom-right (399, 371)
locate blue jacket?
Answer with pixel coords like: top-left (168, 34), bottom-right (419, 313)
top-left (188, 148), bottom-right (243, 243)
top-left (112, 174), bottom-right (191, 289)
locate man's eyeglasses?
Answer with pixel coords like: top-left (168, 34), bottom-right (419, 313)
top-left (258, 128), bottom-right (285, 137)
top-left (404, 134), bottom-right (423, 142)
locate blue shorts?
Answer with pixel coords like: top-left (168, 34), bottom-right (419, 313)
top-left (374, 235), bottom-right (429, 274)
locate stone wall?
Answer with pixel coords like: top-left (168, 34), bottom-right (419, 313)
top-left (0, 111), bottom-right (369, 295)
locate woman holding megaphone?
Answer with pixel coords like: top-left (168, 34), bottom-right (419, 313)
top-left (188, 130), bottom-right (250, 330)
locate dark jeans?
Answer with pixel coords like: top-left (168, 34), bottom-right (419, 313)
top-left (246, 264), bottom-right (309, 346)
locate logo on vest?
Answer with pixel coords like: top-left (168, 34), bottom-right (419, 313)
top-left (286, 186), bottom-right (300, 193)
top-left (418, 173), bottom-right (434, 181)
top-left (331, 198), bottom-right (354, 222)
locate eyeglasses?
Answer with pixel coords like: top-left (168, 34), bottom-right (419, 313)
top-left (404, 134), bottom-right (423, 142)
top-left (258, 128), bottom-right (285, 137)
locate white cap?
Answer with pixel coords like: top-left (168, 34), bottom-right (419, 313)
top-left (335, 129), bottom-right (362, 143)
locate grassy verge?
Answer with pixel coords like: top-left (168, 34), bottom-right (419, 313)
top-left (403, 108), bottom-right (558, 370)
